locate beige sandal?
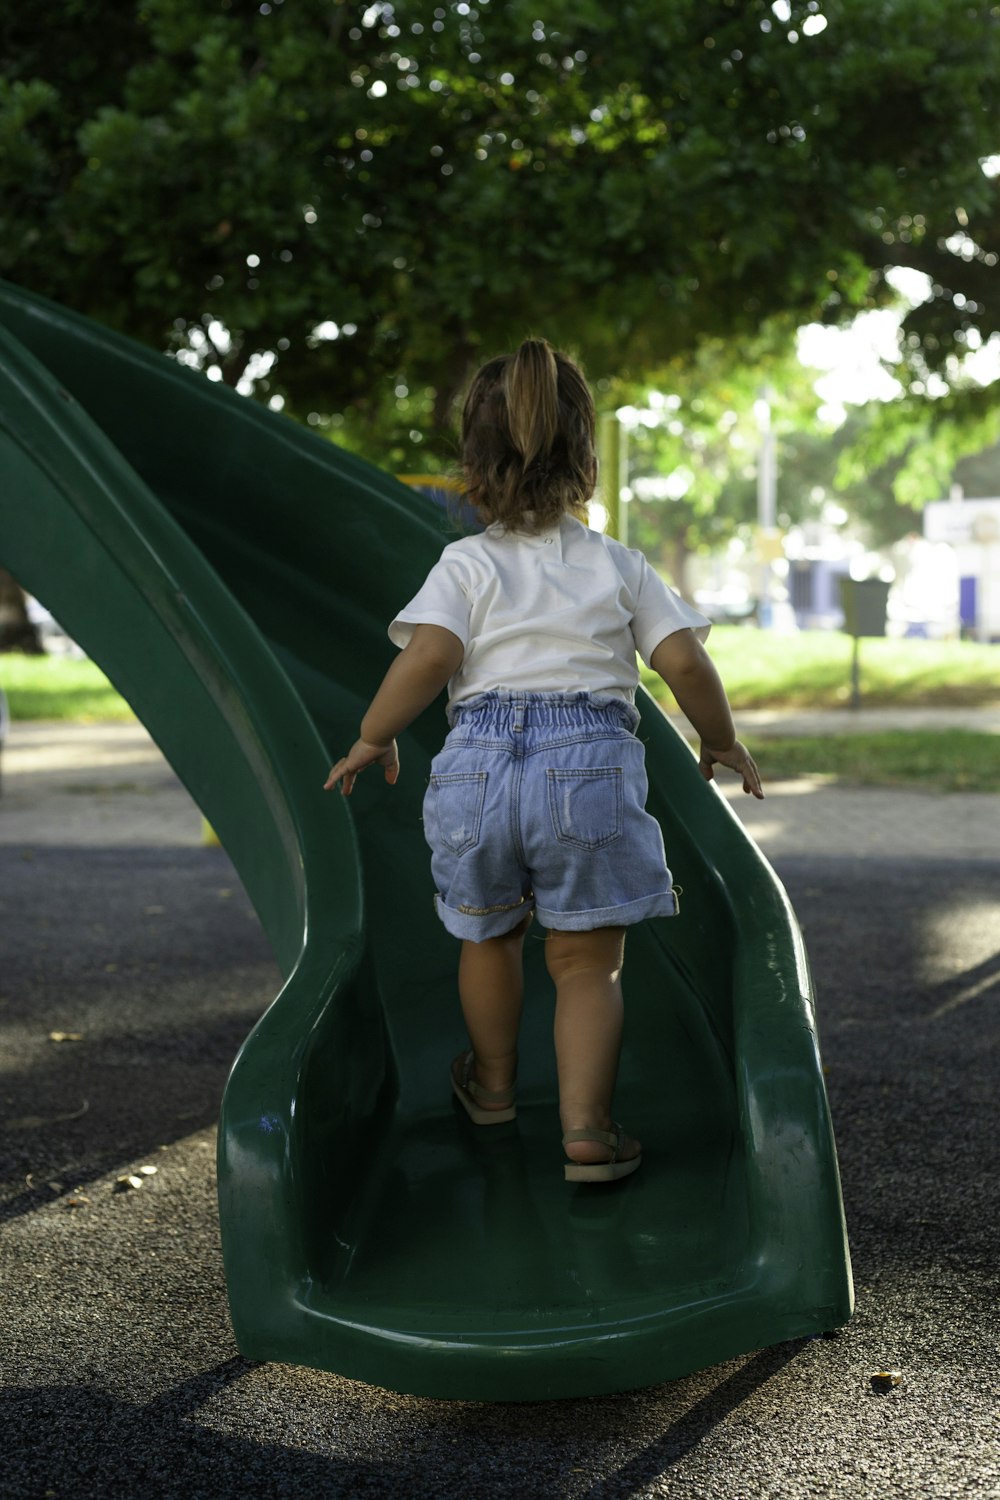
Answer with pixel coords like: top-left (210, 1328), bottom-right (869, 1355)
top-left (451, 1051), bottom-right (517, 1125)
top-left (563, 1123), bottom-right (641, 1182)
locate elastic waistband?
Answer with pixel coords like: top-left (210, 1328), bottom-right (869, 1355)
top-left (448, 690), bottom-right (639, 733)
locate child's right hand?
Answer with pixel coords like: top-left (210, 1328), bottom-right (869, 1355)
top-left (699, 740), bottom-right (764, 799)
top-left (324, 738), bottom-right (399, 796)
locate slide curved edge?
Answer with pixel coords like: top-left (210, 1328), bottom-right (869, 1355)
top-left (0, 317), bottom-right (378, 1327)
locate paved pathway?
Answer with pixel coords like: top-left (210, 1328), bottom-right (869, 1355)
top-left (0, 722), bottom-right (204, 848)
top-left (4, 716), bottom-right (998, 860)
top-left (674, 705), bottom-right (1000, 738)
top-left (672, 707), bottom-right (1000, 859)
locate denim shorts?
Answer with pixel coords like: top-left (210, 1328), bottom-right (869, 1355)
top-left (422, 691), bottom-right (679, 941)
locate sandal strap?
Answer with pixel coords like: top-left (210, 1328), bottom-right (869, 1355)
top-left (562, 1123), bottom-right (625, 1161)
top-left (460, 1052), bottom-right (515, 1105)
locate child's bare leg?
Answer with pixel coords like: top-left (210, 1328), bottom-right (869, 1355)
top-left (546, 926), bottom-right (640, 1165)
top-left (456, 913), bottom-right (531, 1105)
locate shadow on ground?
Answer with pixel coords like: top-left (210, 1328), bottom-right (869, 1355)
top-left (0, 847), bottom-right (279, 1223)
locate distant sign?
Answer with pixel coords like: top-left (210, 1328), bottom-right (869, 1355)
top-left (924, 497), bottom-right (1000, 545)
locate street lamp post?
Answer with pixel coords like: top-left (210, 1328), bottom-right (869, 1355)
top-left (599, 413), bottom-right (629, 544)
top-left (754, 388), bottom-right (777, 628)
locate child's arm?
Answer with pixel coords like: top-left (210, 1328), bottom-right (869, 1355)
top-left (324, 624), bottom-right (465, 796)
top-left (649, 630), bottom-right (764, 799)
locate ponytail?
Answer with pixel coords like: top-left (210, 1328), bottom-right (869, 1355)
top-left (502, 339), bottom-right (559, 471)
top-left (461, 339), bottom-right (597, 532)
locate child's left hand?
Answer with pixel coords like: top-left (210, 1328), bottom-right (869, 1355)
top-left (324, 738), bottom-right (399, 796)
top-left (699, 740), bottom-right (764, 799)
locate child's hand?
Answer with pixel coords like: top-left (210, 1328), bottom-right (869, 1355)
top-left (699, 740), bottom-right (764, 799)
top-left (324, 738), bottom-right (399, 796)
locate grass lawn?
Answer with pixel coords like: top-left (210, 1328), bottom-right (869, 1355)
top-left (643, 626), bottom-right (1000, 711)
top-left (0, 653), bottom-right (136, 722)
top-left (3, 635), bottom-right (999, 792)
top-left (743, 730), bottom-right (1000, 793)
top-left (5, 627), bottom-right (998, 723)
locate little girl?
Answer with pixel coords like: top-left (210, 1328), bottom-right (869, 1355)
top-left (325, 339), bottom-right (762, 1183)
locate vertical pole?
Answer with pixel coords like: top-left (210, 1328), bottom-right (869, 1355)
top-left (850, 635), bottom-right (861, 709)
top-left (600, 412), bottom-right (621, 539)
top-left (981, 542), bottom-right (992, 643)
top-left (618, 422), bottom-right (630, 549)
top-left (755, 389), bottom-right (777, 628)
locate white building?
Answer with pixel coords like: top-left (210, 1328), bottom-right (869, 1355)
top-left (923, 492), bottom-right (1000, 641)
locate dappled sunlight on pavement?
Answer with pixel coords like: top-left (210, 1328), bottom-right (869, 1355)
top-left (919, 898), bottom-right (1000, 1020)
top-left (3, 720), bottom-right (997, 860)
top-left (719, 775), bottom-right (999, 860)
top-left (1, 722), bottom-right (202, 848)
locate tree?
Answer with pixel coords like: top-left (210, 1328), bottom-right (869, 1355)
top-left (609, 318), bottom-right (998, 594)
top-left (772, 410), bottom-right (935, 550)
top-left (954, 439), bottom-right (1000, 499)
top-left (611, 327), bottom-right (818, 591)
top-left (2, 0), bottom-right (998, 472)
top-left (0, 568), bottom-right (44, 653)
top-left (845, 172), bottom-right (1000, 503)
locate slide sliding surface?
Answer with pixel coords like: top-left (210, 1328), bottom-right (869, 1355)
top-left (0, 282), bottom-right (852, 1400)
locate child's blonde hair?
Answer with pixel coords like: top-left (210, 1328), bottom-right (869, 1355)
top-left (460, 338), bottom-right (597, 531)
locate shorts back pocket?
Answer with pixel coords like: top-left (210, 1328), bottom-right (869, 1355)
top-left (427, 771), bottom-right (488, 856)
top-left (546, 767), bottom-right (623, 851)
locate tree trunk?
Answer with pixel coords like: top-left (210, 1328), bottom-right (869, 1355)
top-left (658, 533), bottom-right (695, 604)
top-left (0, 568), bottom-right (45, 653)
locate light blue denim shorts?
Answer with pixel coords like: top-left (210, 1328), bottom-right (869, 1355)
top-left (422, 691), bottom-right (678, 941)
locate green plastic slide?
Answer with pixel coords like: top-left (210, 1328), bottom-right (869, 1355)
top-left (0, 282), bottom-right (852, 1401)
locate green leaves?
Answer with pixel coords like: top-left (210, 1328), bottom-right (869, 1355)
top-left (2, 0), bottom-right (998, 477)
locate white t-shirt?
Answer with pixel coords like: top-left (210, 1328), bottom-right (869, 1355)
top-left (388, 514), bottom-right (711, 709)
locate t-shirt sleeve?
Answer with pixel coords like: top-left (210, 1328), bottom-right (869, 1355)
top-left (631, 555), bottom-right (711, 664)
top-left (387, 554), bottom-right (473, 651)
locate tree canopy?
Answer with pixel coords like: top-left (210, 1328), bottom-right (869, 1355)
top-left (2, 0), bottom-right (998, 470)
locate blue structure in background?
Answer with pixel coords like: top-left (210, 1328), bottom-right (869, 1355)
top-left (397, 474), bottom-right (483, 534)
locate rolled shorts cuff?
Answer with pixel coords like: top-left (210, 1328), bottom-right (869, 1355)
top-left (534, 889), bottom-right (679, 932)
top-left (434, 892), bottom-right (535, 942)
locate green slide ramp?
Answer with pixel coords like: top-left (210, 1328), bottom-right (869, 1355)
top-left (0, 282), bottom-right (852, 1401)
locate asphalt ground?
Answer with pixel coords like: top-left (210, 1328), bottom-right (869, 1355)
top-left (1, 721), bottom-right (999, 1499)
